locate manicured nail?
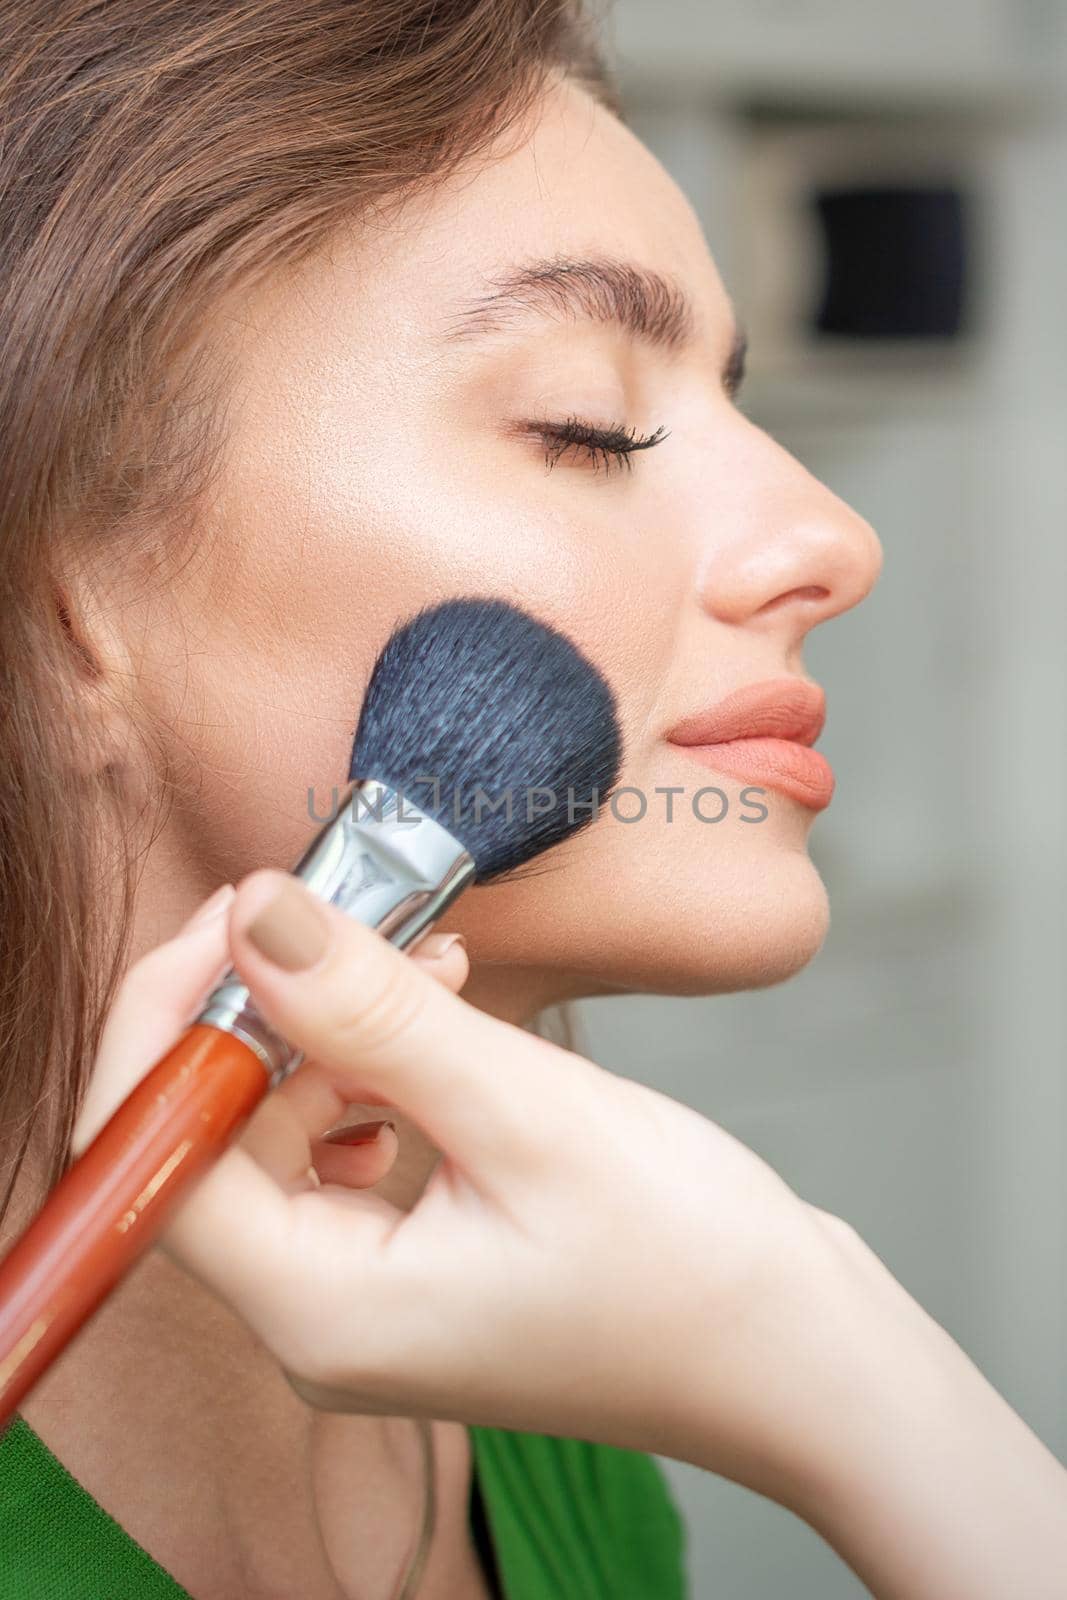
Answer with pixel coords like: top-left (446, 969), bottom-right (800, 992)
top-left (244, 879), bottom-right (329, 972)
top-left (414, 931), bottom-right (466, 960)
top-left (323, 1119), bottom-right (396, 1147)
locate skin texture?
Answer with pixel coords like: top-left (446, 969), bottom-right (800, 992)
top-left (29, 73), bottom-right (883, 1600)
top-left (87, 74), bottom-right (881, 1009)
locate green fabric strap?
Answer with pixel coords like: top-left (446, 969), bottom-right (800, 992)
top-left (0, 1415), bottom-right (688, 1598)
top-left (468, 1425), bottom-right (687, 1599)
top-left (0, 1419), bottom-right (180, 1598)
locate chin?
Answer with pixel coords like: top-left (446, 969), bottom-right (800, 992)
top-left (476, 847), bottom-right (832, 1003)
top-left (643, 857), bottom-right (831, 996)
top-left (613, 831), bottom-right (833, 997)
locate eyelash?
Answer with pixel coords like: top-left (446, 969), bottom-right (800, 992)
top-left (531, 414), bottom-right (670, 476)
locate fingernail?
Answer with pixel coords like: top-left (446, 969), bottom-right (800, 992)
top-left (414, 931), bottom-right (466, 960)
top-left (244, 879), bottom-right (329, 972)
top-left (323, 1118), bottom-right (396, 1147)
top-left (184, 883), bottom-right (235, 931)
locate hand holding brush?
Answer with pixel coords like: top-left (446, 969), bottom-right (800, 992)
top-left (3, 599), bottom-right (1066, 1600)
top-left (70, 866), bottom-right (1067, 1600)
top-left (0, 594), bottom-right (618, 1426)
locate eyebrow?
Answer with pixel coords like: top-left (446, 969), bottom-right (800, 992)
top-left (441, 255), bottom-right (748, 397)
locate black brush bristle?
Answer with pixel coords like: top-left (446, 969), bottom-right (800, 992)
top-left (350, 597), bottom-right (621, 881)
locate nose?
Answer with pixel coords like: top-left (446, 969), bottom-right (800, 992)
top-left (694, 423), bottom-right (883, 642)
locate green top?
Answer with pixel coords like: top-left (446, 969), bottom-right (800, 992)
top-left (0, 1416), bottom-right (687, 1598)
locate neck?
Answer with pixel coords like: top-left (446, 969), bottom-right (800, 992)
top-left (456, 963), bottom-right (576, 1030)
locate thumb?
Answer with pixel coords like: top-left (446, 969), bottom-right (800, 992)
top-left (227, 869), bottom-right (567, 1187)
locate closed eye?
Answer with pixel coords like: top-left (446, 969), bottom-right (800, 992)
top-left (526, 415), bottom-right (670, 476)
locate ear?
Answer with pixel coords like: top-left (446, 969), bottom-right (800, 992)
top-left (53, 568), bottom-right (138, 777)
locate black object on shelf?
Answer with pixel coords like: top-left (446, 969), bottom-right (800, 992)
top-left (811, 184), bottom-right (968, 339)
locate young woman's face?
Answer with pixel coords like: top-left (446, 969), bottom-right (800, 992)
top-left (125, 74), bottom-right (882, 1013)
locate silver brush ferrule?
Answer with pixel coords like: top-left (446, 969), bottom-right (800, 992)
top-left (196, 779), bottom-right (475, 1086)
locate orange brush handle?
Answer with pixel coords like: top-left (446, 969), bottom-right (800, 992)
top-left (0, 1023), bottom-right (268, 1428)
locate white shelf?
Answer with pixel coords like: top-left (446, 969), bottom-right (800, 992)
top-left (610, 0), bottom-right (1065, 106)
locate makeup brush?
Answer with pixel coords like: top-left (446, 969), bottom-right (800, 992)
top-left (0, 596), bottom-right (621, 1427)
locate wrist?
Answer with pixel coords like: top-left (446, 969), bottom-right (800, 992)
top-left (658, 1202), bottom-right (914, 1497)
top-left (780, 1213), bottom-right (1067, 1599)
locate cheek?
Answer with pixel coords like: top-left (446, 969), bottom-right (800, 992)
top-left (150, 415), bottom-right (683, 889)
top-left (135, 612), bottom-right (368, 883)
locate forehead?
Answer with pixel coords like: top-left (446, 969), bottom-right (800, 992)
top-left (267, 78), bottom-right (732, 360)
top-left (230, 79), bottom-right (735, 392)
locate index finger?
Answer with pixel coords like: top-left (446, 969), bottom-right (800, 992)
top-left (227, 870), bottom-right (575, 1193)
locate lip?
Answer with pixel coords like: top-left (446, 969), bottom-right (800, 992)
top-left (665, 677), bottom-right (834, 811)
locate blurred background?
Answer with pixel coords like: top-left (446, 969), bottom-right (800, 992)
top-left (575, 2), bottom-right (1067, 1593)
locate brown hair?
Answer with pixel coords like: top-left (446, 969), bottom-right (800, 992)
top-left (0, 0), bottom-right (619, 1222)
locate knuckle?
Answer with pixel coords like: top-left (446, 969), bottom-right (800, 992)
top-left (281, 1368), bottom-right (335, 1408)
top-left (268, 1267), bottom-right (392, 1402)
top-left (283, 1362), bottom-right (395, 1415)
top-left (282, 1368), bottom-right (361, 1413)
top-left (247, 1272), bottom-right (335, 1380)
top-left (273, 1326), bottom-right (335, 1390)
top-left (320, 946), bottom-right (430, 1059)
top-left (811, 1205), bottom-right (862, 1254)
